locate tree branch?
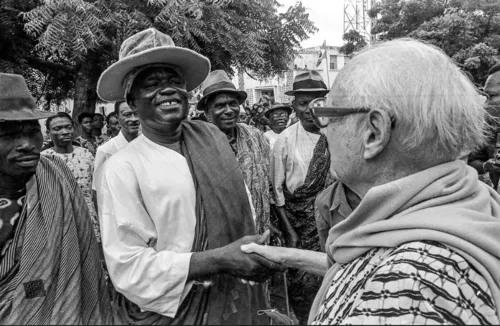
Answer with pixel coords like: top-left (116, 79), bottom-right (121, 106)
top-left (23, 56), bottom-right (76, 74)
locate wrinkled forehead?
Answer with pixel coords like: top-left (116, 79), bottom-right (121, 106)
top-left (134, 66), bottom-right (184, 84)
top-left (294, 92), bottom-right (326, 102)
top-left (212, 92), bottom-right (239, 104)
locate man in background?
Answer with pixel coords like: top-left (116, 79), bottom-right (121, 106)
top-left (106, 112), bottom-right (120, 138)
top-left (468, 63), bottom-right (500, 189)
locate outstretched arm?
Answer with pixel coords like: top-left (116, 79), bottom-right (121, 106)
top-left (241, 242), bottom-right (327, 277)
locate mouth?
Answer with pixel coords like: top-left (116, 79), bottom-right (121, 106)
top-left (157, 98), bottom-right (182, 110)
top-left (221, 116), bottom-right (236, 123)
top-left (15, 155), bottom-right (40, 167)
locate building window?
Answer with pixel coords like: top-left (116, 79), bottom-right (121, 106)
top-left (330, 55), bottom-right (337, 70)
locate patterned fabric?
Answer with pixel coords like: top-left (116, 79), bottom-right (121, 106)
top-left (0, 155), bottom-right (112, 324)
top-left (76, 135), bottom-right (106, 156)
top-left (0, 190), bottom-right (25, 254)
top-left (283, 134), bottom-right (332, 324)
top-left (233, 123), bottom-right (271, 235)
top-left (313, 241), bottom-right (498, 325)
top-left (42, 147), bottom-right (100, 242)
top-left (0, 190), bottom-right (26, 281)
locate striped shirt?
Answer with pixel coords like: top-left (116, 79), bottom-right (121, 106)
top-left (313, 241), bottom-right (498, 325)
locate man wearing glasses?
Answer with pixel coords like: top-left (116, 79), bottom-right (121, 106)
top-left (270, 70), bottom-right (332, 324)
top-left (242, 38), bottom-right (500, 325)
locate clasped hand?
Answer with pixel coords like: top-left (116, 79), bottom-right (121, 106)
top-left (219, 230), bottom-right (287, 284)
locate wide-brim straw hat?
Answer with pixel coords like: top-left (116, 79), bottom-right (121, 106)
top-left (196, 70), bottom-right (247, 111)
top-left (264, 103), bottom-right (293, 119)
top-left (0, 73), bottom-right (54, 122)
top-left (97, 28), bottom-right (211, 102)
top-left (284, 70), bottom-right (329, 96)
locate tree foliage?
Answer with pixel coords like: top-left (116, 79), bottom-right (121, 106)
top-left (0, 0), bottom-right (317, 117)
top-left (370, 0), bottom-right (500, 85)
top-left (339, 29), bottom-right (367, 56)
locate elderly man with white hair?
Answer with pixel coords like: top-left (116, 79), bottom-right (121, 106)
top-left (241, 38), bottom-right (500, 325)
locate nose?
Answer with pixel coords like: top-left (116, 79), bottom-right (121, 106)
top-left (16, 136), bottom-right (36, 152)
top-left (130, 114), bottom-right (139, 122)
top-left (158, 87), bottom-right (177, 96)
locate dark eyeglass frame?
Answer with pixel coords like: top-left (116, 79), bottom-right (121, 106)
top-left (307, 97), bottom-right (370, 128)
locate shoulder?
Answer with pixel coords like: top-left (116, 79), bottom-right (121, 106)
top-left (105, 136), bottom-right (145, 170)
top-left (38, 155), bottom-right (78, 188)
top-left (315, 180), bottom-right (340, 211)
top-left (96, 137), bottom-right (116, 155)
top-left (357, 241), bottom-right (497, 324)
top-left (74, 146), bottom-right (94, 159)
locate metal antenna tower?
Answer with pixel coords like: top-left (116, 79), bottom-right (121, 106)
top-left (343, 0), bottom-right (373, 41)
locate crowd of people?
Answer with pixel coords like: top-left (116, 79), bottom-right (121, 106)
top-left (2, 26), bottom-right (500, 325)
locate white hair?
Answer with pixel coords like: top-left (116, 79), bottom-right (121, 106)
top-left (328, 38), bottom-right (487, 162)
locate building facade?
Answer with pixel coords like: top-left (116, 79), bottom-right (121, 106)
top-left (233, 44), bottom-right (348, 106)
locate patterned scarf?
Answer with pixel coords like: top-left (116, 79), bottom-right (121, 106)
top-left (0, 155), bottom-right (112, 324)
top-left (310, 161), bottom-right (500, 322)
top-left (283, 134), bottom-right (331, 252)
top-left (235, 123), bottom-right (271, 235)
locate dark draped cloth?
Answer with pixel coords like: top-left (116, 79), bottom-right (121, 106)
top-left (113, 120), bottom-right (269, 325)
top-left (283, 134), bottom-right (332, 324)
top-left (0, 155), bottom-right (113, 325)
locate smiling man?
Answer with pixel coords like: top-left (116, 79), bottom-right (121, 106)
top-left (96, 29), bottom-right (283, 325)
top-left (198, 70), bottom-right (273, 237)
top-left (0, 73), bottom-right (111, 324)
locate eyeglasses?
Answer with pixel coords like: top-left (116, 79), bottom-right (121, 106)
top-left (308, 97), bottom-right (370, 128)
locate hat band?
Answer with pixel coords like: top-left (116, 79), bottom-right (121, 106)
top-left (293, 79), bottom-right (327, 91)
top-left (203, 81), bottom-right (237, 96)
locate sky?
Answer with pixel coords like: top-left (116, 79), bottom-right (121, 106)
top-left (278, 0), bottom-right (345, 48)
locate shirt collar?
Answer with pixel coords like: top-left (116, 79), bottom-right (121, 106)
top-left (330, 182), bottom-right (353, 218)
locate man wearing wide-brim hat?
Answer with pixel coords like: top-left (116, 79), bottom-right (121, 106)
top-left (270, 69), bottom-right (333, 324)
top-left (197, 69), bottom-right (278, 243)
top-left (96, 29), bottom-right (283, 325)
top-left (263, 103), bottom-right (293, 150)
top-left (0, 73), bottom-right (112, 324)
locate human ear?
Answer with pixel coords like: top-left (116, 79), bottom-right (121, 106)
top-left (362, 109), bottom-right (392, 160)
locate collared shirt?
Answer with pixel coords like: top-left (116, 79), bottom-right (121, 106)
top-left (314, 181), bottom-right (353, 252)
top-left (98, 134), bottom-right (256, 318)
top-left (271, 122), bottom-right (320, 206)
top-left (264, 129), bottom-right (280, 150)
top-left (92, 131), bottom-right (129, 191)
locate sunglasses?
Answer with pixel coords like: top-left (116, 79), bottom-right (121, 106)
top-left (307, 97), bottom-right (370, 128)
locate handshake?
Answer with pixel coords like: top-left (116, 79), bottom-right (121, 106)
top-left (216, 230), bottom-right (288, 284)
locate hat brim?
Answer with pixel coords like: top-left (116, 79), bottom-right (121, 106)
top-left (284, 88), bottom-right (329, 96)
top-left (97, 46), bottom-right (210, 102)
top-left (196, 88), bottom-right (247, 111)
top-left (264, 105), bottom-right (293, 119)
top-left (0, 108), bottom-right (54, 122)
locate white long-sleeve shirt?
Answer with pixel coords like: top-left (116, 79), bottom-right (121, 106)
top-left (92, 131), bottom-right (129, 191)
top-left (98, 134), bottom-right (256, 317)
top-left (271, 122), bottom-right (320, 206)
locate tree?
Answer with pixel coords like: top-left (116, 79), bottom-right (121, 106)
top-left (370, 0), bottom-right (500, 84)
top-left (339, 29), bottom-right (367, 56)
top-left (0, 0), bottom-right (317, 118)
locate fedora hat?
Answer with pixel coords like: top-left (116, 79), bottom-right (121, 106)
top-left (196, 70), bottom-right (247, 111)
top-left (284, 70), bottom-right (329, 96)
top-left (0, 73), bottom-right (54, 122)
top-left (97, 28), bottom-right (211, 102)
top-left (264, 103), bottom-right (293, 119)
